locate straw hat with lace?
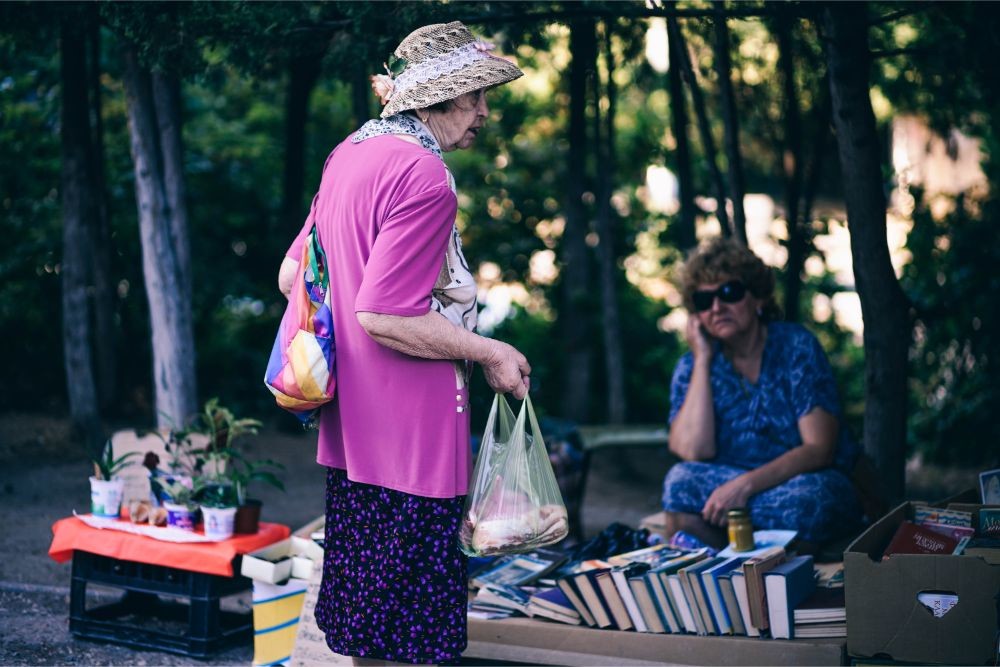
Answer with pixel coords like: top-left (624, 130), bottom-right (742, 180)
top-left (371, 21), bottom-right (523, 119)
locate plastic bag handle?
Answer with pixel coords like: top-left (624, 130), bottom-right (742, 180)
top-left (521, 393), bottom-right (544, 452)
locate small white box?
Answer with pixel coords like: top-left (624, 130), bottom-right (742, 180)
top-left (242, 516), bottom-right (325, 584)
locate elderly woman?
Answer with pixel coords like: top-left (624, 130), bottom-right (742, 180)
top-left (277, 22), bottom-right (529, 665)
top-left (661, 237), bottom-right (863, 550)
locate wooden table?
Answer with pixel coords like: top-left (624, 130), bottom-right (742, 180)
top-left (466, 615), bottom-right (846, 666)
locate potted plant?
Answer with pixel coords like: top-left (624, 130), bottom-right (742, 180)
top-left (187, 398), bottom-right (282, 534)
top-left (159, 478), bottom-right (201, 531)
top-left (198, 482), bottom-right (238, 541)
top-left (90, 439), bottom-right (140, 519)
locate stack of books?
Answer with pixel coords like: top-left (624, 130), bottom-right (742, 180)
top-left (467, 534), bottom-right (848, 640)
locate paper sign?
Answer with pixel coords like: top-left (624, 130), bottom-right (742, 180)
top-left (917, 592), bottom-right (959, 618)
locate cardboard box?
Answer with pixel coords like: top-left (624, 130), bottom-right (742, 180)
top-left (845, 496), bottom-right (1000, 665)
top-left (242, 516), bottom-right (324, 584)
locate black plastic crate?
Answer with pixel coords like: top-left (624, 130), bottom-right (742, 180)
top-left (69, 551), bottom-right (253, 659)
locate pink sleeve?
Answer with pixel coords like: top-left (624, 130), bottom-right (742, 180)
top-left (355, 184), bottom-right (457, 316)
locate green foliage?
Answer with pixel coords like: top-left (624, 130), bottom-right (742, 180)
top-left (91, 439), bottom-right (140, 480)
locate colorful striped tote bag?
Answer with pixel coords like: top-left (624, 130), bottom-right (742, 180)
top-left (264, 223), bottom-right (336, 425)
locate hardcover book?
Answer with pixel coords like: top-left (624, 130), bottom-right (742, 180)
top-left (571, 563), bottom-right (615, 629)
top-left (472, 548), bottom-right (568, 589)
top-left (700, 556), bottom-right (748, 635)
top-left (629, 574), bottom-right (665, 633)
top-left (607, 544), bottom-right (683, 567)
top-left (792, 586), bottom-right (846, 624)
top-left (681, 556), bottom-right (726, 635)
top-left (730, 570), bottom-right (759, 637)
top-left (883, 521), bottom-right (961, 557)
top-left (556, 575), bottom-right (597, 627)
top-left (651, 548), bottom-right (710, 634)
top-left (610, 562), bottom-right (653, 632)
top-left (596, 568), bottom-right (633, 630)
top-left (645, 568), bottom-right (680, 633)
top-left (763, 554), bottom-right (816, 639)
top-left (717, 571), bottom-right (747, 635)
top-left (667, 571), bottom-right (699, 633)
top-left (529, 586), bottom-right (580, 620)
top-left (741, 545), bottom-right (786, 631)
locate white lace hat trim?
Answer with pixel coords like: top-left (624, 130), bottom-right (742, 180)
top-left (393, 43), bottom-right (493, 96)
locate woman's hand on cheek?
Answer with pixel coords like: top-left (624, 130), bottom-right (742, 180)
top-left (701, 475), bottom-right (753, 526)
top-left (685, 316), bottom-right (714, 361)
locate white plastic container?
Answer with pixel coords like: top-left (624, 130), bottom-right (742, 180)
top-left (201, 505), bottom-right (237, 541)
top-left (89, 477), bottom-right (126, 519)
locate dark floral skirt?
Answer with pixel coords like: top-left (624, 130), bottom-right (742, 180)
top-left (314, 468), bottom-right (468, 665)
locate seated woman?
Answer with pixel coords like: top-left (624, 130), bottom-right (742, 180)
top-left (662, 237), bottom-right (863, 549)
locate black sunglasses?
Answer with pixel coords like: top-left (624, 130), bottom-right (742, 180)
top-left (692, 280), bottom-right (747, 312)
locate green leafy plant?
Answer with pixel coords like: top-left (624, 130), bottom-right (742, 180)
top-left (196, 480), bottom-right (239, 509)
top-left (225, 450), bottom-right (285, 506)
top-left (159, 478), bottom-right (203, 509)
top-left (92, 439), bottom-right (140, 481)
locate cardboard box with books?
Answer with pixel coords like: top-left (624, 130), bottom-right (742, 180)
top-left (845, 492), bottom-right (1000, 665)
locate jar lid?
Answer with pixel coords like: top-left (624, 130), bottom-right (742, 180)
top-left (727, 508), bottom-right (749, 518)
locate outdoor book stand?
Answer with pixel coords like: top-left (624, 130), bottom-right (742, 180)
top-left (69, 550), bottom-right (253, 658)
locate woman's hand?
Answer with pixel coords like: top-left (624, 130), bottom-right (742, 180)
top-left (701, 474), bottom-right (753, 526)
top-left (685, 316), bottom-right (714, 361)
top-left (482, 340), bottom-right (531, 399)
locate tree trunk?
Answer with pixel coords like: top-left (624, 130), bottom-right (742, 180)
top-left (713, 3), bottom-right (747, 243)
top-left (669, 17), bottom-right (731, 236)
top-left (122, 47), bottom-right (198, 429)
top-left (282, 54), bottom-right (322, 234)
top-left (775, 10), bottom-right (806, 321)
top-left (821, 3), bottom-right (910, 505)
top-left (86, 8), bottom-right (118, 410)
top-left (668, 16), bottom-right (697, 250)
top-left (595, 22), bottom-right (625, 424)
top-left (60, 16), bottom-right (102, 449)
top-left (560, 18), bottom-right (596, 423)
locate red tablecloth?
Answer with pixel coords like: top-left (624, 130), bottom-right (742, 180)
top-left (49, 516), bottom-right (290, 577)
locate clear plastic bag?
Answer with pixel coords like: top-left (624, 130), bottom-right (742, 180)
top-left (459, 393), bottom-right (569, 557)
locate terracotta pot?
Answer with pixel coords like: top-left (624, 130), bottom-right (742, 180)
top-left (234, 499), bottom-right (262, 534)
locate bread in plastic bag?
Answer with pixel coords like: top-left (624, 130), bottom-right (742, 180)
top-left (459, 393), bottom-right (569, 556)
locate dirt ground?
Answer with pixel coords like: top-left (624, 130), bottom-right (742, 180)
top-left (0, 412), bottom-right (983, 665)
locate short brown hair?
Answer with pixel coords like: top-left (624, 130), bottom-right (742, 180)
top-left (676, 237), bottom-right (781, 320)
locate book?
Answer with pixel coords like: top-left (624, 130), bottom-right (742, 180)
top-left (913, 504), bottom-right (973, 528)
top-left (667, 571), bottom-right (699, 633)
top-left (793, 587), bottom-right (846, 624)
top-left (596, 568), bottom-right (634, 630)
top-left (763, 554), bottom-right (816, 640)
top-left (716, 529), bottom-right (797, 558)
top-left (556, 575), bottom-right (597, 627)
top-left (977, 508), bottom-right (1000, 538)
top-left (921, 521), bottom-right (976, 541)
top-left (474, 583), bottom-right (533, 615)
top-left (742, 545), bottom-right (786, 632)
top-left (813, 561), bottom-right (845, 589)
top-left (883, 521), bottom-right (961, 557)
top-left (527, 588), bottom-right (581, 625)
top-left (472, 548), bottom-right (568, 589)
top-left (793, 621), bottom-right (846, 638)
top-left (629, 574), bottom-right (665, 633)
top-left (607, 544), bottom-right (682, 567)
top-left (681, 556), bottom-right (726, 635)
top-left (611, 562), bottom-right (652, 632)
top-left (529, 586), bottom-right (580, 620)
top-left (700, 556), bottom-right (747, 635)
top-left (572, 564), bottom-right (615, 628)
top-left (646, 568), bottom-right (680, 633)
top-left (650, 548), bottom-right (710, 634)
top-left (730, 570), bottom-right (759, 637)
top-left (717, 571), bottom-right (746, 635)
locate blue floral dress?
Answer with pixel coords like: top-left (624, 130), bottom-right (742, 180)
top-left (662, 322), bottom-right (863, 543)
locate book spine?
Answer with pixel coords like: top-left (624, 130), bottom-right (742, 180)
top-left (731, 571), bottom-right (760, 637)
top-left (630, 577), bottom-right (665, 633)
top-left (557, 578), bottom-right (596, 627)
top-left (667, 574), bottom-right (698, 633)
top-left (719, 576), bottom-right (746, 635)
top-left (575, 572), bottom-right (613, 628)
top-left (597, 572), bottom-right (633, 631)
top-left (678, 569), bottom-right (709, 635)
top-left (702, 571), bottom-right (732, 635)
top-left (649, 571), bottom-right (681, 633)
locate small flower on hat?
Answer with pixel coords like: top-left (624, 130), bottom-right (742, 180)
top-left (472, 40), bottom-right (496, 53)
top-left (370, 74), bottom-right (395, 106)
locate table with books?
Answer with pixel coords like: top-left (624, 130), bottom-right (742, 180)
top-left (464, 538), bottom-right (848, 666)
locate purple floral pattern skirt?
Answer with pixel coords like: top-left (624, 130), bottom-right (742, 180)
top-left (314, 468), bottom-right (468, 665)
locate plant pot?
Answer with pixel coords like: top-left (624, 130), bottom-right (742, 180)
top-left (234, 499), bottom-right (262, 534)
top-left (163, 501), bottom-right (199, 531)
top-left (90, 477), bottom-right (126, 518)
top-left (201, 505), bottom-right (237, 540)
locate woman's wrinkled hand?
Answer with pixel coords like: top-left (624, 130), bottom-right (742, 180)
top-left (685, 315), bottom-right (714, 361)
top-left (482, 340), bottom-right (531, 399)
top-left (701, 474), bottom-right (753, 526)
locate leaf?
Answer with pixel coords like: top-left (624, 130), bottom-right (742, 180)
top-left (387, 54), bottom-right (407, 77)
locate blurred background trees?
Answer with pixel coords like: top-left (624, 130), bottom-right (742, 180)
top-left (2, 1), bottom-right (998, 499)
